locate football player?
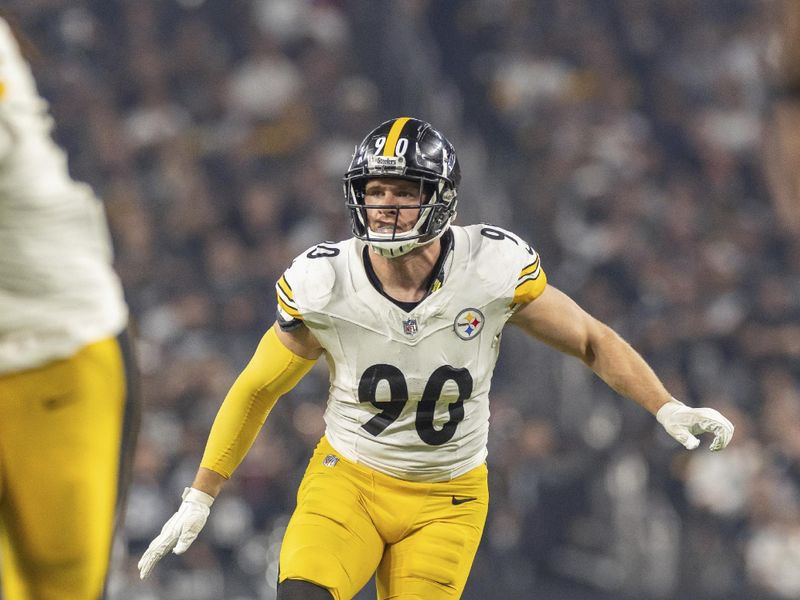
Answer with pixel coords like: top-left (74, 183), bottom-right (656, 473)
top-left (139, 117), bottom-right (734, 599)
top-left (0, 14), bottom-right (140, 600)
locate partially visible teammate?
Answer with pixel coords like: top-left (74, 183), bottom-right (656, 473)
top-left (140, 117), bottom-right (733, 599)
top-left (0, 15), bottom-right (140, 600)
top-left (764, 0), bottom-right (800, 233)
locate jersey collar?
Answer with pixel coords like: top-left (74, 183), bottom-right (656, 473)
top-left (362, 228), bottom-right (454, 313)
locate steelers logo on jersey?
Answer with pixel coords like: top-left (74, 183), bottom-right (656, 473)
top-left (454, 308), bottom-right (485, 340)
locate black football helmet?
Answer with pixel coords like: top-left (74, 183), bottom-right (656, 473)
top-left (343, 117), bottom-right (461, 257)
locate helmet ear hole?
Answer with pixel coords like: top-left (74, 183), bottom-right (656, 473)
top-left (422, 182), bottom-right (436, 204)
top-left (350, 179), bottom-right (366, 201)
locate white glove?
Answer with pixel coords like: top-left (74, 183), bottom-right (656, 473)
top-left (656, 399), bottom-right (734, 451)
top-left (138, 487), bottom-right (215, 579)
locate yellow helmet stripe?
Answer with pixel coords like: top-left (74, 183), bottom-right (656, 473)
top-left (382, 117), bottom-right (411, 156)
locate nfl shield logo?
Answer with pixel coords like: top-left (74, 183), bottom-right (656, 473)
top-left (403, 318), bottom-right (418, 336)
top-left (322, 454), bottom-right (339, 467)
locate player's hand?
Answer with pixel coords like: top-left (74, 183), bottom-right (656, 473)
top-left (138, 487), bottom-right (215, 579)
top-left (656, 399), bottom-right (734, 451)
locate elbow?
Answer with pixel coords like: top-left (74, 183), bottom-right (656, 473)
top-left (581, 341), bottom-right (597, 367)
top-left (581, 320), bottom-right (616, 368)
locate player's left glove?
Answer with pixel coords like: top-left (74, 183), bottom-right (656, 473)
top-left (138, 487), bottom-right (215, 579)
top-left (656, 398), bottom-right (734, 451)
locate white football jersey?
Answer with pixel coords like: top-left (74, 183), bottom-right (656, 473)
top-left (276, 225), bottom-right (547, 482)
top-left (0, 18), bottom-right (127, 374)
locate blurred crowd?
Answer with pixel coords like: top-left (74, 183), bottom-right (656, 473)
top-left (7, 1), bottom-right (800, 599)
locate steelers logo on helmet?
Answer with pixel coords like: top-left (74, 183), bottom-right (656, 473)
top-left (454, 308), bottom-right (485, 340)
top-left (343, 117), bottom-right (461, 258)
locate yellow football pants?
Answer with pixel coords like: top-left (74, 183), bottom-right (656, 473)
top-left (279, 436), bottom-right (489, 600)
top-left (0, 335), bottom-right (138, 600)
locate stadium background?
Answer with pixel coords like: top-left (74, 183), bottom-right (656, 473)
top-left (6, 1), bottom-right (800, 598)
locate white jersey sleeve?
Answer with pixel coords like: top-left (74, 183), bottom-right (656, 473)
top-left (274, 226), bottom-right (547, 482)
top-left (0, 18), bottom-right (128, 374)
top-left (470, 223), bottom-right (547, 306)
top-left (275, 241), bottom-right (340, 331)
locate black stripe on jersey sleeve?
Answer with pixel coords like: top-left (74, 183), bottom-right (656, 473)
top-left (276, 309), bottom-right (303, 331)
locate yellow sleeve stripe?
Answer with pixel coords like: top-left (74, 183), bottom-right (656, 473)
top-left (382, 117), bottom-right (411, 156)
top-left (513, 269), bottom-right (548, 305)
top-left (277, 294), bottom-right (302, 319)
top-left (518, 256), bottom-right (540, 279)
top-left (0, 81), bottom-right (6, 98)
top-left (517, 267), bottom-right (541, 285)
top-left (275, 274), bottom-right (300, 317)
top-left (277, 275), bottom-right (294, 300)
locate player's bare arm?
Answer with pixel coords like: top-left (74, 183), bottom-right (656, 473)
top-left (508, 284), bottom-right (734, 450)
top-left (508, 285), bottom-right (670, 415)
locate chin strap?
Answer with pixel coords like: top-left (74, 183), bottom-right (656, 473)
top-left (366, 223), bottom-right (451, 258)
top-left (368, 240), bottom-right (418, 258)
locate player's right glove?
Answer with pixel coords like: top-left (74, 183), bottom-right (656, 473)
top-left (138, 487), bottom-right (215, 579)
top-left (656, 398), bottom-right (734, 451)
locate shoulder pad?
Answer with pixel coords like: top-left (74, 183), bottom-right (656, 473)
top-left (277, 240), bottom-right (348, 322)
top-left (463, 224), bottom-right (547, 304)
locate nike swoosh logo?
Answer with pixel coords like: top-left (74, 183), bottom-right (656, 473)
top-left (42, 394), bottom-right (74, 410)
top-left (451, 496), bottom-right (478, 505)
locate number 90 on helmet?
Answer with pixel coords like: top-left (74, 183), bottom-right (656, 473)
top-left (343, 117), bottom-right (461, 257)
